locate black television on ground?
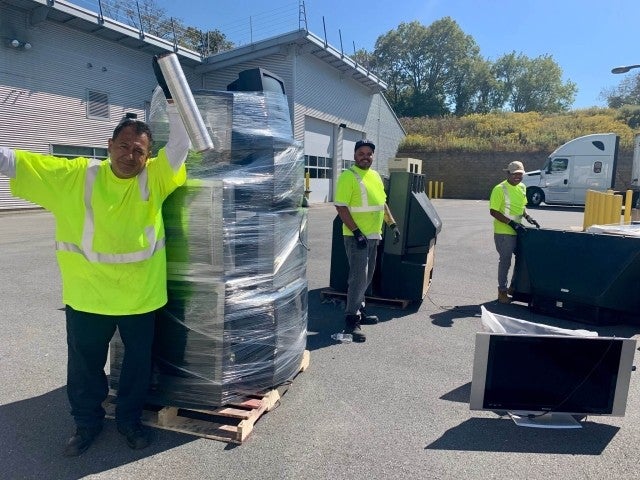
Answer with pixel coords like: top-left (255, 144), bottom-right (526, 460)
top-left (470, 332), bottom-right (636, 428)
top-left (227, 68), bottom-right (286, 95)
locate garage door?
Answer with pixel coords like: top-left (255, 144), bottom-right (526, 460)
top-left (304, 117), bottom-right (334, 203)
top-left (341, 128), bottom-right (364, 170)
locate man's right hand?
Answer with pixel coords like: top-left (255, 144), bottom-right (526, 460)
top-left (508, 220), bottom-right (526, 234)
top-left (352, 229), bottom-right (368, 249)
top-left (152, 54), bottom-right (172, 100)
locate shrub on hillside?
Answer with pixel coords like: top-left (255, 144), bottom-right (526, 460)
top-left (399, 109), bottom-right (635, 152)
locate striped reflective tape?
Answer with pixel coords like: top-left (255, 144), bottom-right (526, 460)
top-left (55, 160), bottom-right (161, 264)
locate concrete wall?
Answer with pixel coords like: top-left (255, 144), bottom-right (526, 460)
top-left (398, 149), bottom-right (634, 200)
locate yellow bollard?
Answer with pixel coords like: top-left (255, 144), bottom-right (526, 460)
top-left (589, 192), bottom-right (595, 226)
top-left (624, 190), bottom-right (633, 224)
top-left (613, 194), bottom-right (623, 225)
top-left (595, 191), bottom-right (605, 225)
top-left (439, 181), bottom-right (444, 199)
top-left (428, 180), bottom-right (433, 199)
top-left (583, 190), bottom-right (594, 230)
top-left (604, 192), bottom-right (616, 224)
top-left (588, 190), bottom-right (597, 227)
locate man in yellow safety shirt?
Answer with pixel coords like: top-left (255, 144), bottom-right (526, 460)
top-left (0, 57), bottom-right (189, 456)
top-left (335, 139), bottom-right (400, 342)
top-left (489, 161), bottom-right (540, 304)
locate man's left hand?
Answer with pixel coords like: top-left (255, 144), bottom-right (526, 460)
top-left (390, 223), bottom-right (401, 244)
top-left (524, 214), bottom-right (541, 229)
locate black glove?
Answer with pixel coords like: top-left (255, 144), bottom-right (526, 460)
top-left (152, 54), bottom-right (172, 100)
top-left (389, 223), bottom-right (401, 244)
top-left (524, 214), bottom-right (540, 229)
top-left (508, 220), bottom-right (526, 234)
top-left (352, 229), bottom-right (368, 249)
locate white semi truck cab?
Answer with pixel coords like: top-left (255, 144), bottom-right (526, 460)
top-left (521, 133), bottom-right (619, 207)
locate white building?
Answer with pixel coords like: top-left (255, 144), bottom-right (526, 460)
top-left (0, 0), bottom-right (405, 209)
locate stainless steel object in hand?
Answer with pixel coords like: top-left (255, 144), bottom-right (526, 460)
top-left (156, 53), bottom-right (214, 152)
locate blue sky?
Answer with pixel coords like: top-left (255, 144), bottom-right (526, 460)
top-left (154, 0), bottom-right (640, 109)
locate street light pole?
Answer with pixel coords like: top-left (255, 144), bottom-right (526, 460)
top-left (611, 64), bottom-right (640, 74)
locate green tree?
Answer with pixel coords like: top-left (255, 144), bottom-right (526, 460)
top-left (101, 0), bottom-right (233, 54)
top-left (450, 56), bottom-right (503, 114)
top-left (371, 18), bottom-right (495, 116)
top-left (371, 22), bottom-right (417, 116)
top-left (369, 19), bottom-right (578, 116)
top-left (373, 19), bottom-right (483, 116)
top-left (181, 27), bottom-right (234, 55)
top-left (601, 74), bottom-right (640, 108)
top-left (351, 48), bottom-right (374, 69)
top-left (492, 52), bottom-right (576, 112)
top-left (424, 17), bottom-right (484, 115)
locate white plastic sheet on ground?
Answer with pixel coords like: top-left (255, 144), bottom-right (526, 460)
top-left (480, 305), bottom-right (598, 337)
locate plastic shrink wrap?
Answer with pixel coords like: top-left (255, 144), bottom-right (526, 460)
top-left (110, 87), bottom-right (308, 408)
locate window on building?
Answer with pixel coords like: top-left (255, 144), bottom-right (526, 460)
top-left (342, 158), bottom-right (355, 170)
top-left (305, 155), bottom-right (333, 178)
top-left (51, 145), bottom-right (108, 159)
top-left (87, 90), bottom-right (110, 120)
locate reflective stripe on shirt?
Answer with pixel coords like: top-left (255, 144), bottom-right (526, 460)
top-left (54, 159), bottom-right (162, 264)
top-left (348, 168), bottom-right (385, 213)
top-left (501, 183), bottom-right (523, 222)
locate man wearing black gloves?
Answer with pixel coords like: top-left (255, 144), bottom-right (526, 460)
top-left (335, 139), bottom-right (400, 342)
top-left (0, 54), bottom-right (189, 456)
top-left (489, 161), bottom-right (540, 304)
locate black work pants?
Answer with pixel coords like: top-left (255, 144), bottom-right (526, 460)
top-left (65, 305), bottom-right (155, 428)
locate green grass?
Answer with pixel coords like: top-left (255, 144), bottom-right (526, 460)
top-left (399, 108), bottom-right (636, 153)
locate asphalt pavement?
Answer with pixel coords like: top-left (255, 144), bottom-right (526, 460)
top-left (2, 200), bottom-right (640, 480)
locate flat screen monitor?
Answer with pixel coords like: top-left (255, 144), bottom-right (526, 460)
top-left (470, 332), bottom-right (636, 427)
top-left (227, 68), bottom-right (286, 95)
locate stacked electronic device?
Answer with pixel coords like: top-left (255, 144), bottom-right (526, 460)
top-left (110, 87), bottom-right (308, 408)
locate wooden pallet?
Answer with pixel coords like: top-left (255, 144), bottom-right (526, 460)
top-left (105, 350), bottom-right (310, 444)
top-left (320, 288), bottom-right (412, 309)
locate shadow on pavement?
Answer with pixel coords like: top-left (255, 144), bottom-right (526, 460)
top-left (306, 288), bottom-right (420, 351)
top-left (1, 387), bottom-right (196, 480)
top-left (429, 304), bottom-right (482, 327)
top-left (426, 417), bottom-right (619, 455)
top-left (439, 382), bottom-right (471, 404)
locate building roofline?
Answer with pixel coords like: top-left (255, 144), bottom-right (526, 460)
top-left (197, 29), bottom-right (387, 92)
top-left (6, 1), bottom-right (387, 91)
top-left (4, 0), bottom-right (202, 66)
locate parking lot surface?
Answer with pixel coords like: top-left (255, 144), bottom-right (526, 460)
top-left (2, 200), bottom-right (639, 480)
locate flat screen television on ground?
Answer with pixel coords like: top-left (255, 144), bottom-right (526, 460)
top-left (227, 68), bottom-right (286, 95)
top-left (470, 332), bottom-right (636, 428)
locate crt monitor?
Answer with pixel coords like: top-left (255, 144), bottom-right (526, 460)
top-left (227, 68), bottom-right (286, 95)
top-left (470, 332), bottom-right (636, 427)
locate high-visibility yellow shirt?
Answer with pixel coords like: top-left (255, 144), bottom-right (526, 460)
top-left (10, 149), bottom-right (186, 315)
top-left (489, 180), bottom-right (527, 235)
top-left (335, 166), bottom-right (386, 238)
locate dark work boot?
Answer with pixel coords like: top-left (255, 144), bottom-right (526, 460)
top-left (359, 305), bottom-right (379, 325)
top-left (117, 422), bottom-right (151, 450)
top-left (63, 425), bottom-right (103, 457)
top-left (344, 314), bottom-right (366, 342)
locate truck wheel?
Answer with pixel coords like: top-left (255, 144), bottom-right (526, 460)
top-left (527, 187), bottom-right (544, 207)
